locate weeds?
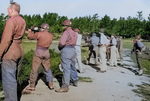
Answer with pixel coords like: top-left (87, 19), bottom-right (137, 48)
top-left (132, 83), bottom-right (150, 101)
top-left (78, 77), bottom-right (93, 82)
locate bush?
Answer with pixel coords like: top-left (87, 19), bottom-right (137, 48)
top-left (0, 49), bottom-right (61, 91)
top-left (17, 49), bottom-right (62, 85)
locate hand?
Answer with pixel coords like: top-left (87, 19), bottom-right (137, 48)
top-left (28, 29), bottom-right (32, 32)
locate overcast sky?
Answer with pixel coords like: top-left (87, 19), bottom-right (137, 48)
top-left (0, 0), bottom-right (150, 20)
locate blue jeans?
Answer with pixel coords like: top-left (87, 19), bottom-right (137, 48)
top-left (2, 60), bottom-right (18, 101)
top-left (61, 46), bottom-right (78, 87)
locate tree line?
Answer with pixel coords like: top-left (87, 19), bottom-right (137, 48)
top-left (0, 11), bottom-right (150, 40)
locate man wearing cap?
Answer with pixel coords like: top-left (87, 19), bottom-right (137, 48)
top-left (74, 28), bottom-right (84, 73)
top-left (109, 34), bottom-right (117, 67)
top-left (131, 35), bottom-right (150, 75)
top-left (87, 33), bottom-right (99, 65)
top-left (97, 28), bottom-right (109, 73)
top-left (22, 23), bottom-right (54, 93)
top-left (56, 20), bottom-right (78, 93)
top-left (0, 2), bottom-right (26, 101)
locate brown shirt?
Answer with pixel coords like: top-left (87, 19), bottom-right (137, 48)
top-left (28, 31), bottom-right (53, 48)
top-left (0, 15), bottom-right (26, 61)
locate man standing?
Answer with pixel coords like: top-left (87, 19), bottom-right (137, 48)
top-left (23, 23), bottom-right (54, 93)
top-left (56, 20), bottom-right (78, 92)
top-left (87, 33), bottom-right (99, 65)
top-left (131, 35), bottom-right (150, 75)
top-left (110, 35), bottom-right (117, 67)
top-left (74, 28), bottom-right (84, 73)
top-left (97, 28), bottom-right (108, 73)
top-left (0, 2), bottom-right (26, 101)
top-left (116, 37), bottom-right (123, 62)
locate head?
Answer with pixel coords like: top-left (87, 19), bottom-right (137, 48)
top-left (7, 2), bottom-right (20, 17)
top-left (62, 20), bottom-right (72, 30)
top-left (92, 33), bottom-right (96, 36)
top-left (135, 35), bottom-right (141, 40)
top-left (99, 28), bottom-right (104, 33)
top-left (111, 35), bottom-right (115, 39)
top-left (74, 28), bottom-right (80, 34)
top-left (40, 23), bottom-right (49, 32)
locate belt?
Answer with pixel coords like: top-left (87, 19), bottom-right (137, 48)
top-left (13, 39), bottom-right (22, 44)
top-left (65, 45), bottom-right (75, 48)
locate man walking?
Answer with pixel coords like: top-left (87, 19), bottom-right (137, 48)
top-left (56, 20), bottom-right (78, 92)
top-left (87, 33), bottom-right (99, 65)
top-left (22, 23), bottom-right (54, 93)
top-left (0, 2), bottom-right (26, 101)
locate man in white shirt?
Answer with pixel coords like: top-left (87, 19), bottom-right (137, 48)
top-left (97, 28), bottom-right (109, 73)
top-left (109, 35), bottom-right (117, 67)
top-left (74, 28), bottom-right (84, 73)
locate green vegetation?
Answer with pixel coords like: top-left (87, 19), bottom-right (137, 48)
top-left (132, 83), bottom-right (150, 101)
top-left (78, 77), bottom-right (93, 82)
top-left (1, 11), bottom-right (150, 40)
top-left (17, 49), bottom-right (61, 85)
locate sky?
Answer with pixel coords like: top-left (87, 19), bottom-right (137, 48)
top-left (0, 0), bottom-right (150, 20)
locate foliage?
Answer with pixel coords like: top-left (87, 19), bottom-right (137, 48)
top-left (1, 11), bottom-right (150, 40)
top-left (132, 83), bottom-right (150, 101)
top-left (17, 49), bottom-right (61, 85)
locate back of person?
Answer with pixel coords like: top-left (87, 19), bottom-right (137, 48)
top-left (62, 29), bottom-right (77, 46)
top-left (90, 36), bottom-right (99, 46)
top-left (1, 15), bottom-right (26, 60)
top-left (37, 31), bottom-right (53, 48)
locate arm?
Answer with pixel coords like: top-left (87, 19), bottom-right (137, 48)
top-left (0, 19), bottom-right (14, 58)
top-left (27, 29), bottom-right (38, 40)
top-left (60, 32), bottom-right (68, 46)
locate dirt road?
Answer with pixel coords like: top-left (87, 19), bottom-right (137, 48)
top-left (21, 49), bottom-right (150, 101)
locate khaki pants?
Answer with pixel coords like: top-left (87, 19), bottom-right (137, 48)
top-left (110, 46), bottom-right (117, 66)
top-left (99, 46), bottom-right (107, 71)
top-left (93, 46), bottom-right (99, 65)
top-left (30, 52), bottom-right (53, 88)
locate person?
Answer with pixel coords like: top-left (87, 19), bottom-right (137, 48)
top-left (109, 34), bottom-right (117, 67)
top-left (131, 35), bottom-right (150, 75)
top-left (22, 23), bottom-right (54, 93)
top-left (0, 2), bottom-right (26, 101)
top-left (97, 28), bottom-right (108, 73)
top-left (87, 33), bottom-right (99, 65)
top-left (55, 20), bottom-right (78, 93)
top-left (116, 37), bottom-right (123, 62)
top-left (74, 28), bottom-right (84, 73)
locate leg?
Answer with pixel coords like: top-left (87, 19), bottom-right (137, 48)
top-left (2, 60), bottom-right (17, 101)
top-left (76, 47), bottom-right (84, 72)
top-left (42, 58), bottom-right (54, 89)
top-left (99, 46), bottom-right (107, 71)
top-left (29, 53), bottom-right (42, 88)
top-left (70, 54), bottom-right (78, 83)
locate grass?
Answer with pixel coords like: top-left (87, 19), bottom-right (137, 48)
top-left (132, 83), bottom-right (150, 101)
top-left (78, 77), bottom-right (93, 82)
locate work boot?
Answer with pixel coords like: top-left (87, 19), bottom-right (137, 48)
top-left (55, 87), bottom-right (69, 93)
top-left (48, 81), bottom-right (54, 90)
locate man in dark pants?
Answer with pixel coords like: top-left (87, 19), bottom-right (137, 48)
top-left (0, 2), bottom-right (26, 101)
top-left (56, 20), bottom-right (78, 93)
top-left (131, 35), bottom-right (150, 75)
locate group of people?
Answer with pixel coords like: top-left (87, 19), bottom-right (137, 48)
top-left (86, 29), bottom-right (123, 73)
top-left (0, 2), bottom-right (84, 101)
top-left (0, 2), bottom-right (149, 101)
